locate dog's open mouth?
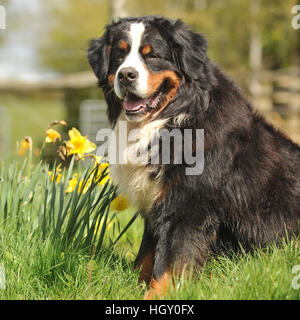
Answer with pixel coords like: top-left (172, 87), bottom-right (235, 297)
top-left (122, 83), bottom-right (165, 115)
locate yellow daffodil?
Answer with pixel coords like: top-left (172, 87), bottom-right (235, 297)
top-left (98, 162), bottom-right (109, 171)
top-left (93, 155), bottom-right (103, 164)
top-left (94, 161), bottom-right (111, 185)
top-left (85, 155), bottom-right (111, 185)
top-left (48, 172), bottom-right (62, 183)
top-left (65, 173), bottom-right (92, 194)
top-left (18, 136), bottom-right (32, 156)
top-left (79, 178), bottom-right (92, 194)
top-left (110, 195), bottom-right (129, 212)
top-left (48, 163), bottom-right (62, 183)
top-left (92, 155), bottom-right (107, 165)
top-left (66, 128), bottom-right (96, 159)
top-left (65, 174), bottom-right (79, 193)
top-left (45, 128), bottom-right (61, 143)
top-left (49, 120), bottom-right (67, 128)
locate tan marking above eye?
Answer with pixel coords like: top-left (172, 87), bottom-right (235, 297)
top-left (141, 44), bottom-right (152, 56)
top-left (108, 74), bottom-right (115, 87)
top-left (119, 40), bottom-right (128, 52)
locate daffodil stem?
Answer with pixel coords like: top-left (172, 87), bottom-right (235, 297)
top-left (40, 141), bottom-right (45, 162)
top-left (27, 146), bottom-right (32, 182)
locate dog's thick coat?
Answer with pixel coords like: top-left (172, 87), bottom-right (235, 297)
top-left (88, 16), bottom-right (300, 298)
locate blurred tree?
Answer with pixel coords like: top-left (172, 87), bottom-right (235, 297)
top-left (110, 0), bottom-right (128, 20)
top-left (37, 0), bottom-right (299, 76)
top-left (129, 0), bottom-right (299, 74)
top-left (249, 0), bottom-right (263, 97)
top-left (38, 0), bottom-right (110, 74)
top-left (261, 0), bottom-right (299, 70)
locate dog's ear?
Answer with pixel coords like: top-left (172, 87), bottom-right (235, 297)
top-left (161, 19), bottom-right (208, 82)
top-left (87, 30), bottom-right (111, 87)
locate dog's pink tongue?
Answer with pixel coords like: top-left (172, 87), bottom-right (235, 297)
top-left (123, 94), bottom-right (147, 111)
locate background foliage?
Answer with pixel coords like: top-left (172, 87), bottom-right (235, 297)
top-left (36, 0), bottom-right (300, 76)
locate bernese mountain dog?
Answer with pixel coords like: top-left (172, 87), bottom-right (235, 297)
top-left (88, 16), bottom-right (300, 299)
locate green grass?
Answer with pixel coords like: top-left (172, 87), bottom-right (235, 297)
top-left (0, 158), bottom-right (299, 300)
top-left (1, 229), bottom-right (143, 299)
top-left (166, 242), bottom-right (300, 300)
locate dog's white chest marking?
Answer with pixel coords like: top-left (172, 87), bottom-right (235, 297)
top-left (109, 112), bottom-right (167, 212)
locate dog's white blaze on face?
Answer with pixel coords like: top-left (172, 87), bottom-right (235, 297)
top-left (114, 22), bottom-right (148, 99)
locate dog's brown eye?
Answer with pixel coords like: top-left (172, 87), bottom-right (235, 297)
top-left (141, 44), bottom-right (152, 56)
top-left (115, 50), bottom-right (126, 63)
top-left (119, 40), bottom-right (128, 52)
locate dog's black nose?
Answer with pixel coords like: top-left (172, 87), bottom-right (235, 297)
top-left (118, 67), bottom-right (138, 84)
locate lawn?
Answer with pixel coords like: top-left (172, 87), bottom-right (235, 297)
top-left (0, 157), bottom-right (299, 300)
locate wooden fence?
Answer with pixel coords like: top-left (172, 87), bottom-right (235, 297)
top-left (253, 67), bottom-right (300, 143)
top-left (0, 67), bottom-right (299, 141)
top-left (253, 67), bottom-right (300, 115)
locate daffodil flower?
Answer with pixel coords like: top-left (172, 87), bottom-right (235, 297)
top-left (49, 120), bottom-right (67, 128)
top-left (66, 128), bottom-right (96, 159)
top-left (48, 163), bottom-right (62, 183)
top-left (94, 161), bottom-right (111, 185)
top-left (65, 173), bottom-right (79, 193)
top-left (65, 173), bottom-right (92, 194)
top-left (93, 155), bottom-right (104, 164)
top-left (45, 128), bottom-right (61, 143)
top-left (110, 195), bottom-right (129, 212)
top-left (18, 136), bottom-right (32, 156)
top-left (48, 172), bottom-right (62, 183)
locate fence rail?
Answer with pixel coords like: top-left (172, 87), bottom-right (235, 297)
top-left (0, 71), bottom-right (97, 92)
top-left (257, 68), bottom-right (300, 116)
top-left (0, 68), bottom-right (299, 117)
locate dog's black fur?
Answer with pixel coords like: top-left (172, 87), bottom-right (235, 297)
top-left (88, 16), bottom-right (300, 291)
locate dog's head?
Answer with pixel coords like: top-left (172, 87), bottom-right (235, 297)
top-left (88, 16), bottom-right (208, 125)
